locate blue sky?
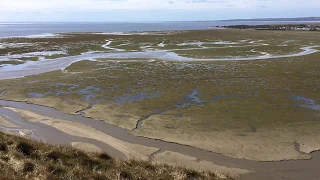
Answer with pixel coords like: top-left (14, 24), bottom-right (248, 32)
top-left (0, 0), bottom-right (319, 22)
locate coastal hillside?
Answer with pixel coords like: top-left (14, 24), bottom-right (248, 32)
top-left (222, 17), bottom-right (320, 21)
top-left (0, 132), bottom-right (231, 180)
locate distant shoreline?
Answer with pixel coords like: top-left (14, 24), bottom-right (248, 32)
top-left (221, 17), bottom-right (320, 22)
top-left (216, 24), bottom-right (320, 31)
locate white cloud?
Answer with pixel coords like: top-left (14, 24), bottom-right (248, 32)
top-left (1, 0), bottom-right (319, 11)
top-left (0, 0), bottom-right (319, 21)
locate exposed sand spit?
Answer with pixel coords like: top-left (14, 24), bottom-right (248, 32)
top-left (6, 107), bottom-right (158, 160)
top-left (71, 142), bottom-right (103, 153)
top-left (154, 151), bottom-right (251, 178)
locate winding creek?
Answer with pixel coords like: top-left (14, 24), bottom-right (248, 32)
top-left (0, 45), bottom-right (319, 80)
top-left (0, 100), bottom-right (319, 180)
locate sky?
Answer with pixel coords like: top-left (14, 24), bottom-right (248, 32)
top-left (0, 0), bottom-right (319, 22)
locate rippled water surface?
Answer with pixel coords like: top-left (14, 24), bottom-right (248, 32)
top-left (1, 21), bottom-right (320, 37)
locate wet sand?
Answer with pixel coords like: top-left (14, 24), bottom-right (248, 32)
top-left (0, 45), bottom-right (319, 80)
top-left (0, 100), bottom-right (320, 180)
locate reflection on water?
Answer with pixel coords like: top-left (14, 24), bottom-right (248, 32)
top-left (0, 91), bottom-right (6, 96)
top-left (291, 94), bottom-right (320, 111)
top-left (109, 90), bottom-right (161, 104)
top-left (176, 87), bottom-right (242, 108)
top-left (78, 85), bottom-right (102, 104)
top-left (27, 92), bottom-right (46, 98)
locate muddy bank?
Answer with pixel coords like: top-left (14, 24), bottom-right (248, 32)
top-left (0, 100), bottom-right (320, 180)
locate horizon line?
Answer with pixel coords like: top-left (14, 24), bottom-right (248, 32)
top-left (1, 16), bottom-right (319, 23)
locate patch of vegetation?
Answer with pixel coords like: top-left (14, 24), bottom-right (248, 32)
top-left (16, 141), bottom-right (35, 156)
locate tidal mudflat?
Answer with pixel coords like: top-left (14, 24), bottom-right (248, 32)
top-left (0, 29), bottom-right (320, 179)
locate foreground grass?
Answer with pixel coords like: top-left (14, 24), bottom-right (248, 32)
top-left (0, 132), bottom-right (230, 180)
